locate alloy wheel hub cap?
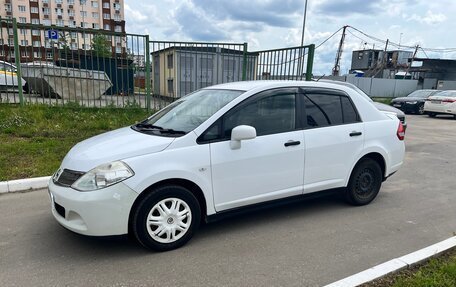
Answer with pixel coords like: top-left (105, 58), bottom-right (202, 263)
top-left (146, 198), bottom-right (192, 244)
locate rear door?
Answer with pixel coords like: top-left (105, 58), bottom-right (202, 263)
top-left (301, 89), bottom-right (365, 193)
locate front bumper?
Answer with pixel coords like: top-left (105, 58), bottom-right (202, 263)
top-left (391, 102), bottom-right (420, 113)
top-left (48, 180), bottom-right (138, 236)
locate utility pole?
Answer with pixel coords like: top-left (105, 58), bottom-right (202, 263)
top-left (372, 39), bottom-right (389, 78)
top-left (298, 0), bottom-right (308, 78)
top-left (405, 44), bottom-right (419, 76)
top-left (332, 25), bottom-right (348, 76)
top-left (383, 39), bottom-right (389, 66)
top-left (300, 0), bottom-right (308, 46)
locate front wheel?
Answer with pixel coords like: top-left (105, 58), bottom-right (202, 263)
top-left (417, 104), bottom-right (425, 115)
top-left (345, 158), bottom-right (382, 206)
top-left (132, 185), bottom-right (201, 251)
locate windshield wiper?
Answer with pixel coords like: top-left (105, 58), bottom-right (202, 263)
top-left (134, 123), bottom-right (163, 130)
top-left (133, 123), bottom-right (186, 135)
top-left (158, 129), bottom-right (187, 135)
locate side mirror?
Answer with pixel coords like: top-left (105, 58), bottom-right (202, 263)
top-left (230, 125), bottom-right (256, 149)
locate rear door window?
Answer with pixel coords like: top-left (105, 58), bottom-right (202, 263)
top-left (303, 93), bottom-right (359, 128)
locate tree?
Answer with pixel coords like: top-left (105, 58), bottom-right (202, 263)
top-left (91, 34), bottom-right (112, 58)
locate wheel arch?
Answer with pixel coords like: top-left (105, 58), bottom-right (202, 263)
top-left (347, 152), bottom-right (387, 186)
top-left (128, 178), bottom-right (208, 234)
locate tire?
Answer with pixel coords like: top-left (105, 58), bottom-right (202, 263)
top-left (345, 158), bottom-right (382, 206)
top-left (417, 104), bottom-right (425, 115)
top-left (428, 113), bottom-right (436, 118)
top-left (132, 185), bottom-right (201, 252)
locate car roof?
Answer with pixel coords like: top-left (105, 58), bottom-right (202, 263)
top-left (205, 80), bottom-right (357, 93)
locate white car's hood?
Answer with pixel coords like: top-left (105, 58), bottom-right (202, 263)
top-left (61, 127), bottom-right (175, 171)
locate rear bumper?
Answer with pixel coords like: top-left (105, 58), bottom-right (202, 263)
top-left (48, 180), bottom-right (138, 236)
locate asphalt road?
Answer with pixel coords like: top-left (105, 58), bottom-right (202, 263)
top-left (1, 115), bottom-right (455, 287)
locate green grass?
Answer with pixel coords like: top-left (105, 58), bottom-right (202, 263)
top-left (0, 103), bottom-right (151, 181)
top-left (391, 253), bottom-right (456, 287)
top-left (361, 249), bottom-right (456, 287)
top-left (372, 97), bottom-right (393, 105)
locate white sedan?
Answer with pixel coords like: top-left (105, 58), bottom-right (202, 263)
top-left (49, 80), bottom-right (405, 251)
top-left (424, 90), bottom-right (456, 119)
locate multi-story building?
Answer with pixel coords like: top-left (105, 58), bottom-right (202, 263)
top-left (0, 0), bottom-right (125, 61)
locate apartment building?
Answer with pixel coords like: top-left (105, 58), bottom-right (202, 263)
top-left (0, 0), bottom-right (125, 61)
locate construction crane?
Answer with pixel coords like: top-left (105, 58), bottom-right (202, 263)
top-left (332, 25), bottom-right (349, 76)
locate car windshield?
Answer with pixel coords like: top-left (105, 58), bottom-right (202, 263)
top-left (133, 89), bottom-right (244, 136)
top-left (407, 90), bottom-right (435, 98)
top-left (434, 90), bottom-right (456, 98)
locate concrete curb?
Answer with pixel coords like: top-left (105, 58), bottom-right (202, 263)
top-left (324, 236), bottom-right (456, 287)
top-left (0, 176), bottom-right (51, 194)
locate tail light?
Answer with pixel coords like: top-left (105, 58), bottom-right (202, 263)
top-left (442, 99), bottom-right (456, 103)
top-left (397, 122), bottom-right (405, 141)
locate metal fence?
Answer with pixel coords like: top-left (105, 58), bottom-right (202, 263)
top-left (256, 45), bottom-right (314, 81)
top-left (0, 17), bottom-right (153, 108)
top-left (0, 17), bottom-right (315, 109)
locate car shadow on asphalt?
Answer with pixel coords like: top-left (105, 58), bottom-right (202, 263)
top-left (41, 191), bottom-right (348, 257)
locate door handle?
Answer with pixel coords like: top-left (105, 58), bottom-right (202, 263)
top-left (349, 131), bottom-right (362, 137)
top-left (284, 140), bottom-right (301, 147)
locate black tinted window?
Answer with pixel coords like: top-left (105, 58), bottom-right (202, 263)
top-left (223, 93), bottom-right (296, 137)
top-left (304, 94), bottom-right (343, 127)
top-left (341, 96), bottom-right (359, 123)
top-left (304, 93), bottom-right (359, 128)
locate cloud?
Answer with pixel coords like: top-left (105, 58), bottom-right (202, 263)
top-left (123, 0), bottom-right (456, 75)
top-left (190, 0), bottom-right (304, 28)
top-left (315, 0), bottom-right (381, 16)
top-left (124, 4), bottom-right (148, 23)
top-left (408, 10), bottom-right (447, 25)
top-left (173, 2), bottom-right (228, 41)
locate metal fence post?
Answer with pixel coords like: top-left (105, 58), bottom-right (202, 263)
top-left (305, 44), bottom-right (315, 81)
top-left (145, 35), bottom-right (151, 111)
top-left (12, 18), bottom-right (24, 105)
top-left (242, 42), bottom-right (248, 81)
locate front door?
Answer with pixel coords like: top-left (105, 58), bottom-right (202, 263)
top-left (206, 88), bottom-right (305, 211)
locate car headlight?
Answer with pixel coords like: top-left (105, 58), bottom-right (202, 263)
top-left (71, 161), bottom-right (134, 191)
top-left (406, 101), bottom-right (417, 104)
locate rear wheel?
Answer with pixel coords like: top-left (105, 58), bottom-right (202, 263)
top-left (417, 104), bottom-right (425, 115)
top-left (428, 112), bottom-right (436, 118)
top-left (345, 158), bottom-right (382, 206)
top-left (132, 185), bottom-right (201, 252)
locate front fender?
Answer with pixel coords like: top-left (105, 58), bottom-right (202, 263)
top-left (121, 144), bottom-right (215, 215)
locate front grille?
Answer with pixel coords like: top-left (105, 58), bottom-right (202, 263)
top-left (55, 169), bottom-right (84, 186)
top-left (54, 202), bottom-right (66, 218)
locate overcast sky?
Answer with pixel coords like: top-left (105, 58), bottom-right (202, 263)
top-left (125, 0), bottom-right (456, 75)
